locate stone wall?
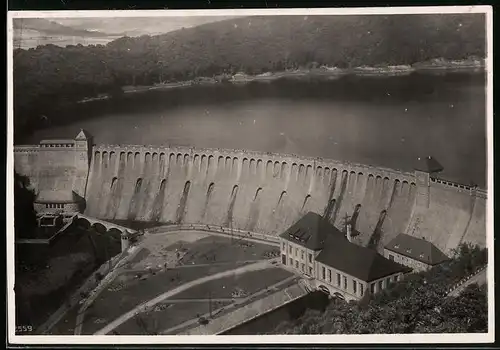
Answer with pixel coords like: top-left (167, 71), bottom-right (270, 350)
top-left (14, 142), bottom-right (487, 255)
top-left (84, 144), bottom-right (486, 254)
top-left (14, 141), bottom-right (90, 197)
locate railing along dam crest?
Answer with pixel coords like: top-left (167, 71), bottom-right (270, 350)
top-left (91, 144), bottom-right (418, 186)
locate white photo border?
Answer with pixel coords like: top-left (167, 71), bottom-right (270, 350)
top-left (6, 5), bottom-right (494, 345)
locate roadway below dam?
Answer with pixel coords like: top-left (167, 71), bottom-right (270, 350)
top-left (80, 145), bottom-right (486, 255)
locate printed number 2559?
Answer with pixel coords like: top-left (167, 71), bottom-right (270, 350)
top-left (16, 325), bottom-right (33, 333)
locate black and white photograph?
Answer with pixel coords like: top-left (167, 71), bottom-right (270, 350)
top-left (7, 6), bottom-right (493, 344)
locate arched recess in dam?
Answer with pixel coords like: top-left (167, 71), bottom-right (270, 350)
top-left (84, 147), bottom-right (487, 254)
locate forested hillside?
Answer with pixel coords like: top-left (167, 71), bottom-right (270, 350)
top-left (13, 14), bottom-right (485, 138)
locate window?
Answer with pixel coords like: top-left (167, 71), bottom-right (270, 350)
top-left (386, 277), bottom-right (391, 286)
top-left (336, 273), bottom-right (341, 287)
top-left (370, 283), bottom-right (376, 294)
top-left (308, 267), bottom-right (313, 275)
top-left (328, 269), bottom-right (332, 283)
top-left (378, 280), bottom-right (384, 291)
top-left (301, 250), bottom-right (304, 260)
top-left (289, 246), bottom-right (292, 254)
top-left (289, 258), bottom-right (293, 266)
top-left (353, 280), bottom-right (357, 294)
top-left (321, 266), bottom-right (326, 280)
top-left (295, 247), bottom-right (298, 256)
top-left (360, 283), bottom-right (364, 297)
top-left (46, 204), bottom-right (49, 208)
top-left (393, 275), bottom-right (398, 282)
top-left (389, 254), bottom-right (394, 261)
top-left (282, 242), bottom-right (285, 250)
top-left (301, 263), bottom-right (305, 272)
top-left (295, 260), bottom-right (299, 269)
top-left (308, 253), bottom-right (312, 263)
top-left (343, 276), bottom-right (347, 290)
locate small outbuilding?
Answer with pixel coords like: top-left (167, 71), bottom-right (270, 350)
top-left (384, 233), bottom-right (449, 272)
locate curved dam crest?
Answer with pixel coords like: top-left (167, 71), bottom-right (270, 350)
top-left (14, 143), bottom-right (487, 255)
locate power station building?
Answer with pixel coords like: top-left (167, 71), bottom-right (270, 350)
top-left (279, 212), bottom-right (411, 301)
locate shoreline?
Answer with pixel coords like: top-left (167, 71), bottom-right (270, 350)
top-left (77, 61), bottom-right (485, 103)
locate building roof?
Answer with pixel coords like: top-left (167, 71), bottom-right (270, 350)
top-left (414, 156), bottom-right (444, 173)
top-left (75, 129), bottom-right (91, 140)
top-left (385, 233), bottom-right (449, 266)
top-left (35, 190), bottom-right (82, 204)
top-left (279, 212), bottom-right (344, 251)
top-left (316, 233), bottom-right (411, 282)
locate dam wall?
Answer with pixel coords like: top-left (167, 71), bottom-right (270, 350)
top-left (14, 145), bottom-right (41, 189)
top-left (84, 144), bottom-right (487, 254)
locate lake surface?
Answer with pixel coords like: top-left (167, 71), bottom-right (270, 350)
top-left (27, 72), bottom-right (487, 187)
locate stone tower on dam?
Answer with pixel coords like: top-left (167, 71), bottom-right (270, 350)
top-left (14, 131), bottom-right (487, 255)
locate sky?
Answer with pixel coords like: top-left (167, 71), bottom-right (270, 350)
top-left (13, 16), bottom-right (241, 49)
top-left (53, 16), bottom-right (240, 37)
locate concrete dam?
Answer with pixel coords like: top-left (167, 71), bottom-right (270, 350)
top-left (14, 137), bottom-right (487, 255)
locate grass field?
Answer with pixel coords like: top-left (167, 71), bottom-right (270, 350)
top-left (47, 303), bottom-right (81, 335)
top-left (81, 263), bottom-right (247, 334)
top-left (64, 231), bottom-right (281, 335)
top-left (114, 300), bottom-right (233, 335)
top-left (170, 267), bottom-right (293, 300)
top-left (174, 235), bottom-right (279, 266)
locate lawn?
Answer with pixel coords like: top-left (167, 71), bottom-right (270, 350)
top-left (47, 303), bottom-right (81, 335)
top-left (113, 300), bottom-right (233, 335)
top-left (174, 235), bottom-right (279, 266)
top-left (81, 262), bottom-right (247, 334)
top-left (170, 267), bottom-right (293, 300)
top-left (79, 232), bottom-right (279, 334)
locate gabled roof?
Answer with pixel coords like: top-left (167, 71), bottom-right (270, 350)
top-left (316, 234), bottom-right (410, 282)
top-left (35, 190), bottom-right (82, 204)
top-left (385, 233), bottom-right (449, 266)
top-left (414, 156), bottom-right (444, 173)
top-left (279, 212), bottom-right (344, 250)
top-left (75, 129), bottom-right (91, 140)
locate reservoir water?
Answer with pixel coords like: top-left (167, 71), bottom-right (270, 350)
top-left (27, 72), bottom-right (487, 187)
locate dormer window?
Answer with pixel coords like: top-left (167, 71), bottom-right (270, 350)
top-left (394, 244), bottom-right (400, 249)
top-left (406, 249), bottom-right (412, 253)
top-left (419, 253), bottom-right (425, 258)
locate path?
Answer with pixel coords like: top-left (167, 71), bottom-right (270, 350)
top-left (448, 267), bottom-right (487, 297)
top-left (37, 248), bottom-right (131, 334)
top-left (73, 247), bottom-right (144, 335)
top-left (161, 298), bottom-right (236, 303)
top-left (94, 259), bottom-right (277, 335)
top-left (151, 229), bottom-right (280, 247)
top-left (123, 259), bottom-right (265, 273)
top-left (160, 275), bottom-right (297, 335)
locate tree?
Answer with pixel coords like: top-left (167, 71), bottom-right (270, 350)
top-left (14, 172), bottom-right (37, 240)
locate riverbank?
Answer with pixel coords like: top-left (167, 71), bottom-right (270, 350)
top-left (77, 58), bottom-right (485, 103)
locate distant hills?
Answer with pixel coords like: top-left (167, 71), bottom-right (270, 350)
top-left (13, 18), bottom-right (112, 37)
top-left (13, 14), bottom-right (486, 139)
